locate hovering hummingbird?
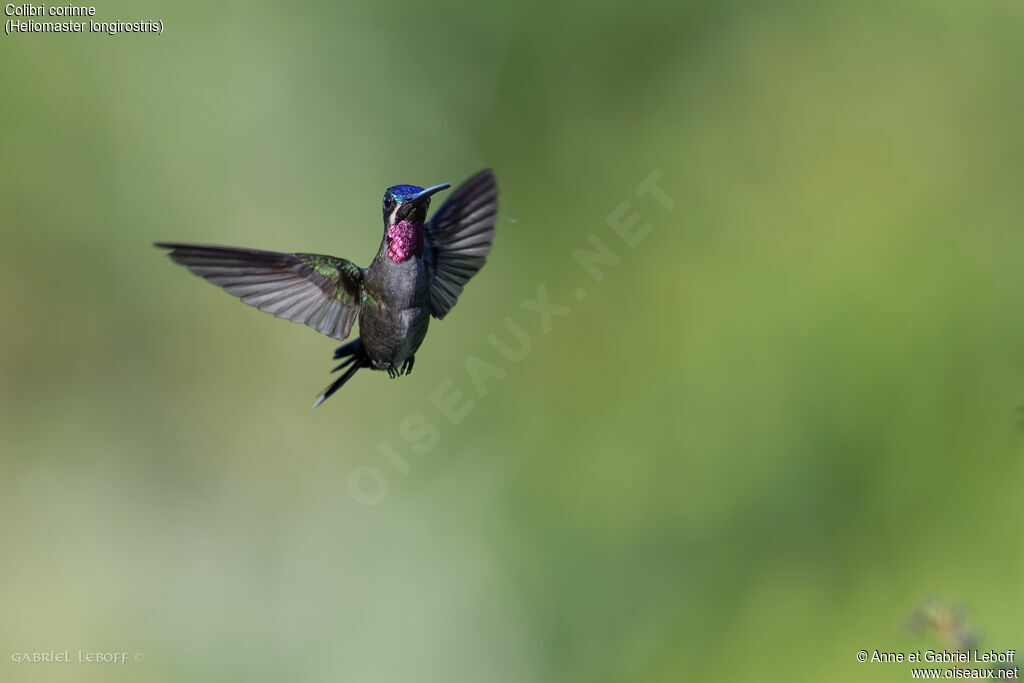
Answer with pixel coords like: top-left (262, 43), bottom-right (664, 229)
top-left (156, 169), bottom-right (497, 407)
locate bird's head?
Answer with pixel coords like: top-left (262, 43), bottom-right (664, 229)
top-left (381, 183), bottom-right (450, 263)
top-left (382, 183), bottom-right (450, 226)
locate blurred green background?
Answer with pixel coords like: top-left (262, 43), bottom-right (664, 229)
top-left (1, 1), bottom-right (1022, 681)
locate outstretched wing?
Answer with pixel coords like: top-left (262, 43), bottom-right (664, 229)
top-left (155, 243), bottom-right (363, 341)
top-left (423, 169), bottom-right (498, 319)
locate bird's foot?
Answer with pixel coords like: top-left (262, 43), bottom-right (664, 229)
top-left (401, 356), bottom-right (415, 376)
top-left (372, 361), bottom-right (400, 378)
top-left (371, 359), bottom-right (412, 379)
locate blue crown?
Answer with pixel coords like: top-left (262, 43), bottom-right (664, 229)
top-left (387, 185), bottom-right (426, 202)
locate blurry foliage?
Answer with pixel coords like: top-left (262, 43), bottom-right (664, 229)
top-left (908, 599), bottom-right (1019, 678)
top-left (908, 598), bottom-right (980, 651)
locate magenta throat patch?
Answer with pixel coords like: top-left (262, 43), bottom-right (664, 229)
top-left (386, 220), bottom-right (424, 263)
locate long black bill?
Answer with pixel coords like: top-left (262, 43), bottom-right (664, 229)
top-left (410, 183), bottom-right (451, 203)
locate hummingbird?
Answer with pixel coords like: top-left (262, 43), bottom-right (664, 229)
top-left (155, 169), bottom-right (497, 407)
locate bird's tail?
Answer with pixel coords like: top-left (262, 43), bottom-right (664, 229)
top-left (313, 338), bottom-right (366, 408)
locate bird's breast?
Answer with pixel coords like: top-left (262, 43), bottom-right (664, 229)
top-left (358, 302), bottom-right (430, 366)
top-left (359, 256), bottom-right (430, 365)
